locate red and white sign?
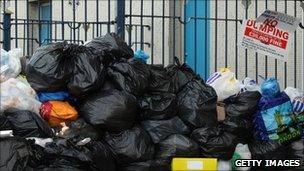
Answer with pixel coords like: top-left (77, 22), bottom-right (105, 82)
top-left (239, 10), bottom-right (300, 60)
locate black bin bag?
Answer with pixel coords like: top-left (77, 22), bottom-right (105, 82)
top-left (139, 92), bottom-right (177, 120)
top-left (79, 89), bottom-right (137, 133)
top-left (141, 116), bottom-right (190, 144)
top-left (0, 138), bottom-right (33, 171)
top-left (119, 159), bottom-right (170, 171)
top-left (103, 126), bottom-right (155, 164)
top-left (26, 42), bottom-right (72, 91)
top-left (222, 91), bottom-right (261, 142)
top-left (85, 33), bottom-right (134, 65)
top-left (190, 127), bottom-right (237, 160)
top-left (4, 108), bottom-right (54, 138)
top-left (38, 138), bottom-right (116, 171)
top-left (177, 80), bottom-right (218, 129)
top-left (0, 114), bottom-right (12, 131)
top-left (148, 57), bottom-right (198, 94)
top-left (107, 58), bottom-right (150, 96)
top-left (155, 134), bottom-right (200, 160)
top-left (66, 44), bottom-right (106, 99)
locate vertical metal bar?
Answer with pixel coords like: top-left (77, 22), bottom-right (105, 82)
top-left (96, 0), bottom-right (99, 36)
top-left (38, 0), bottom-right (41, 45)
top-left (194, 0), bottom-right (197, 72)
top-left (84, 0), bottom-right (87, 41)
top-left (284, 0), bottom-right (287, 88)
top-left (26, 0), bottom-right (29, 55)
top-left (265, 0), bottom-right (268, 79)
top-left (55, 22), bottom-right (57, 41)
top-left (77, 26), bottom-right (80, 44)
top-left (301, 1), bottom-right (304, 90)
top-left (3, 12), bottom-right (11, 51)
top-left (116, 0), bottom-right (125, 40)
top-left (151, 0), bottom-right (154, 64)
top-left (173, 0), bottom-right (176, 58)
top-left (225, 0), bottom-right (228, 68)
top-left (235, 0), bottom-right (238, 78)
top-left (49, 0), bottom-right (52, 42)
top-left (204, 0), bottom-right (208, 78)
top-left (31, 20), bottom-right (33, 51)
top-left (162, 0), bottom-right (165, 65)
top-left (140, 0), bottom-right (144, 50)
top-left (244, 0), bottom-right (248, 77)
top-left (135, 26), bottom-right (138, 51)
top-left (294, 0), bottom-right (297, 87)
top-left (72, 0), bottom-right (76, 43)
top-left (23, 20), bottom-right (26, 56)
top-left (184, 1), bottom-right (186, 63)
top-left (108, 0), bottom-right (111, 32)
top-left (15, 0), bottom-right (18, 47)
top-left (255, 0), bottom-right (258, 82)
top-left (92, 23), bottom-right (95, 39)
top-left (274, 0), bottom-right (278, 79)
top-left (61, 0), bottom-right (64, 40)
top-left (215, 0), bottom-right (218, 72)
top-left (128, 0), bottom-right (132, 46)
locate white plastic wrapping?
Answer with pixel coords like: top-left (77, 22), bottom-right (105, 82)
top-left (284, 87), bottom-right (304, 114)
top-left (240, 77), bottom-right (260, 93)
top-left (207, 68), bottom-right (242, 101)
top-left (1, 48), bottom-right (22, 82)
top-left (0, 78), bottom-right (41, 114)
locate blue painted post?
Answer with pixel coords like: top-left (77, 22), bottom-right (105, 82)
top-left (116, 0), bottom-right (125, 40)
top-left (3, 12), bottom-right (11, 51)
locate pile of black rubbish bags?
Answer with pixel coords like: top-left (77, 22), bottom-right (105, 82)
top-left (0, 33), bottom-right (303, 171)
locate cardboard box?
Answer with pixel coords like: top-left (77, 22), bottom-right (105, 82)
top-left (217, 102), bottom-right (226, 121)
top-left (172, 158), bottom-right (217, 171)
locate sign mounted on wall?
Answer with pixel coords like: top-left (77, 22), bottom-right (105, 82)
top-left (239, 10), bottom-right (300, 61)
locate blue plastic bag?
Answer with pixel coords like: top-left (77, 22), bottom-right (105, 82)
top-left (260, 77), bottom-right (280, 98)
top-left (253, 92), bottom-right (301, 143)
top-left (134, 50), bottom-right (149, 63)
top-left (37, 91), bottom-right (77, 104)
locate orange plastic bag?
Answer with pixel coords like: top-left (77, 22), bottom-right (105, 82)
top-left (40, 101), bottom-right (78, 127)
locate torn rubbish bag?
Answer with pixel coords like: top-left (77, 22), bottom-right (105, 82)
top-left (141, 116), bottom-right (190, 144)
top-left (190, 127), bottom-right (237, 160)
top-left (107, 58), bottom-right (150, 96)
top-left (85, 33), bottom-right (134, 65)
top-left (155, 134), bottom-right (200, 160)
top-left (58, 118), bottom-right (100, 141)
top-left (79, 89), bottom-right (137, 133)
top-left (4, 108), bottom-right (54, 138)
top-left (40, 101), bottom-right (78, 127)
top-left (26, 42), bottom-right (72, 91)
top-left (177, 80), bottom-right (218, 129)
top-left (253, 92), bottom-right (301, 143)
top-left (103, 126), bottom-right (154, 164)
top-left (139, 92), bottom-right (177, 120)
top-left (67, 44), bottom-right (106, 99)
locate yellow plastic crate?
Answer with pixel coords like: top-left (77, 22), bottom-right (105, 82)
top-left (171, 158), bottom-right (217, 171)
